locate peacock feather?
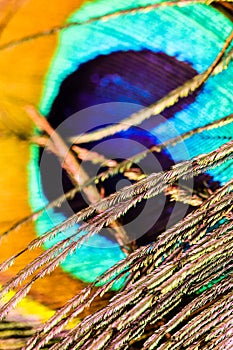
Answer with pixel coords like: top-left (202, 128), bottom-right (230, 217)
top-left (0, 0), bottom-right (233, 349)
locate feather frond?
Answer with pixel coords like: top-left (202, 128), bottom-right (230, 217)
top-left (10, 182), bottom-right (233, 348)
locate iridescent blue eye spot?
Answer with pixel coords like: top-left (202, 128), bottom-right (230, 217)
top-left (29, 0), bottom-right (233, 286)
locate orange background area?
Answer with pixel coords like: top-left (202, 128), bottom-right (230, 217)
top-left (0, 0), bottom-right (85, 134)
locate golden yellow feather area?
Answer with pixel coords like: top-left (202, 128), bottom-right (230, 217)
top-left (0, 0), bottom-right (84, 135)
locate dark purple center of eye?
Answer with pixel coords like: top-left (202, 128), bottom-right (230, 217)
top-left (40, 50), bottom-right (219, 246)
top-left (47, 50), bottom-right (198, 131)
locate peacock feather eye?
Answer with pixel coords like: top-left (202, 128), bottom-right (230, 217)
top-left (29, 0), bottom-right (233, 285)
top-left (0, 0), bottom-right (233, 348)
